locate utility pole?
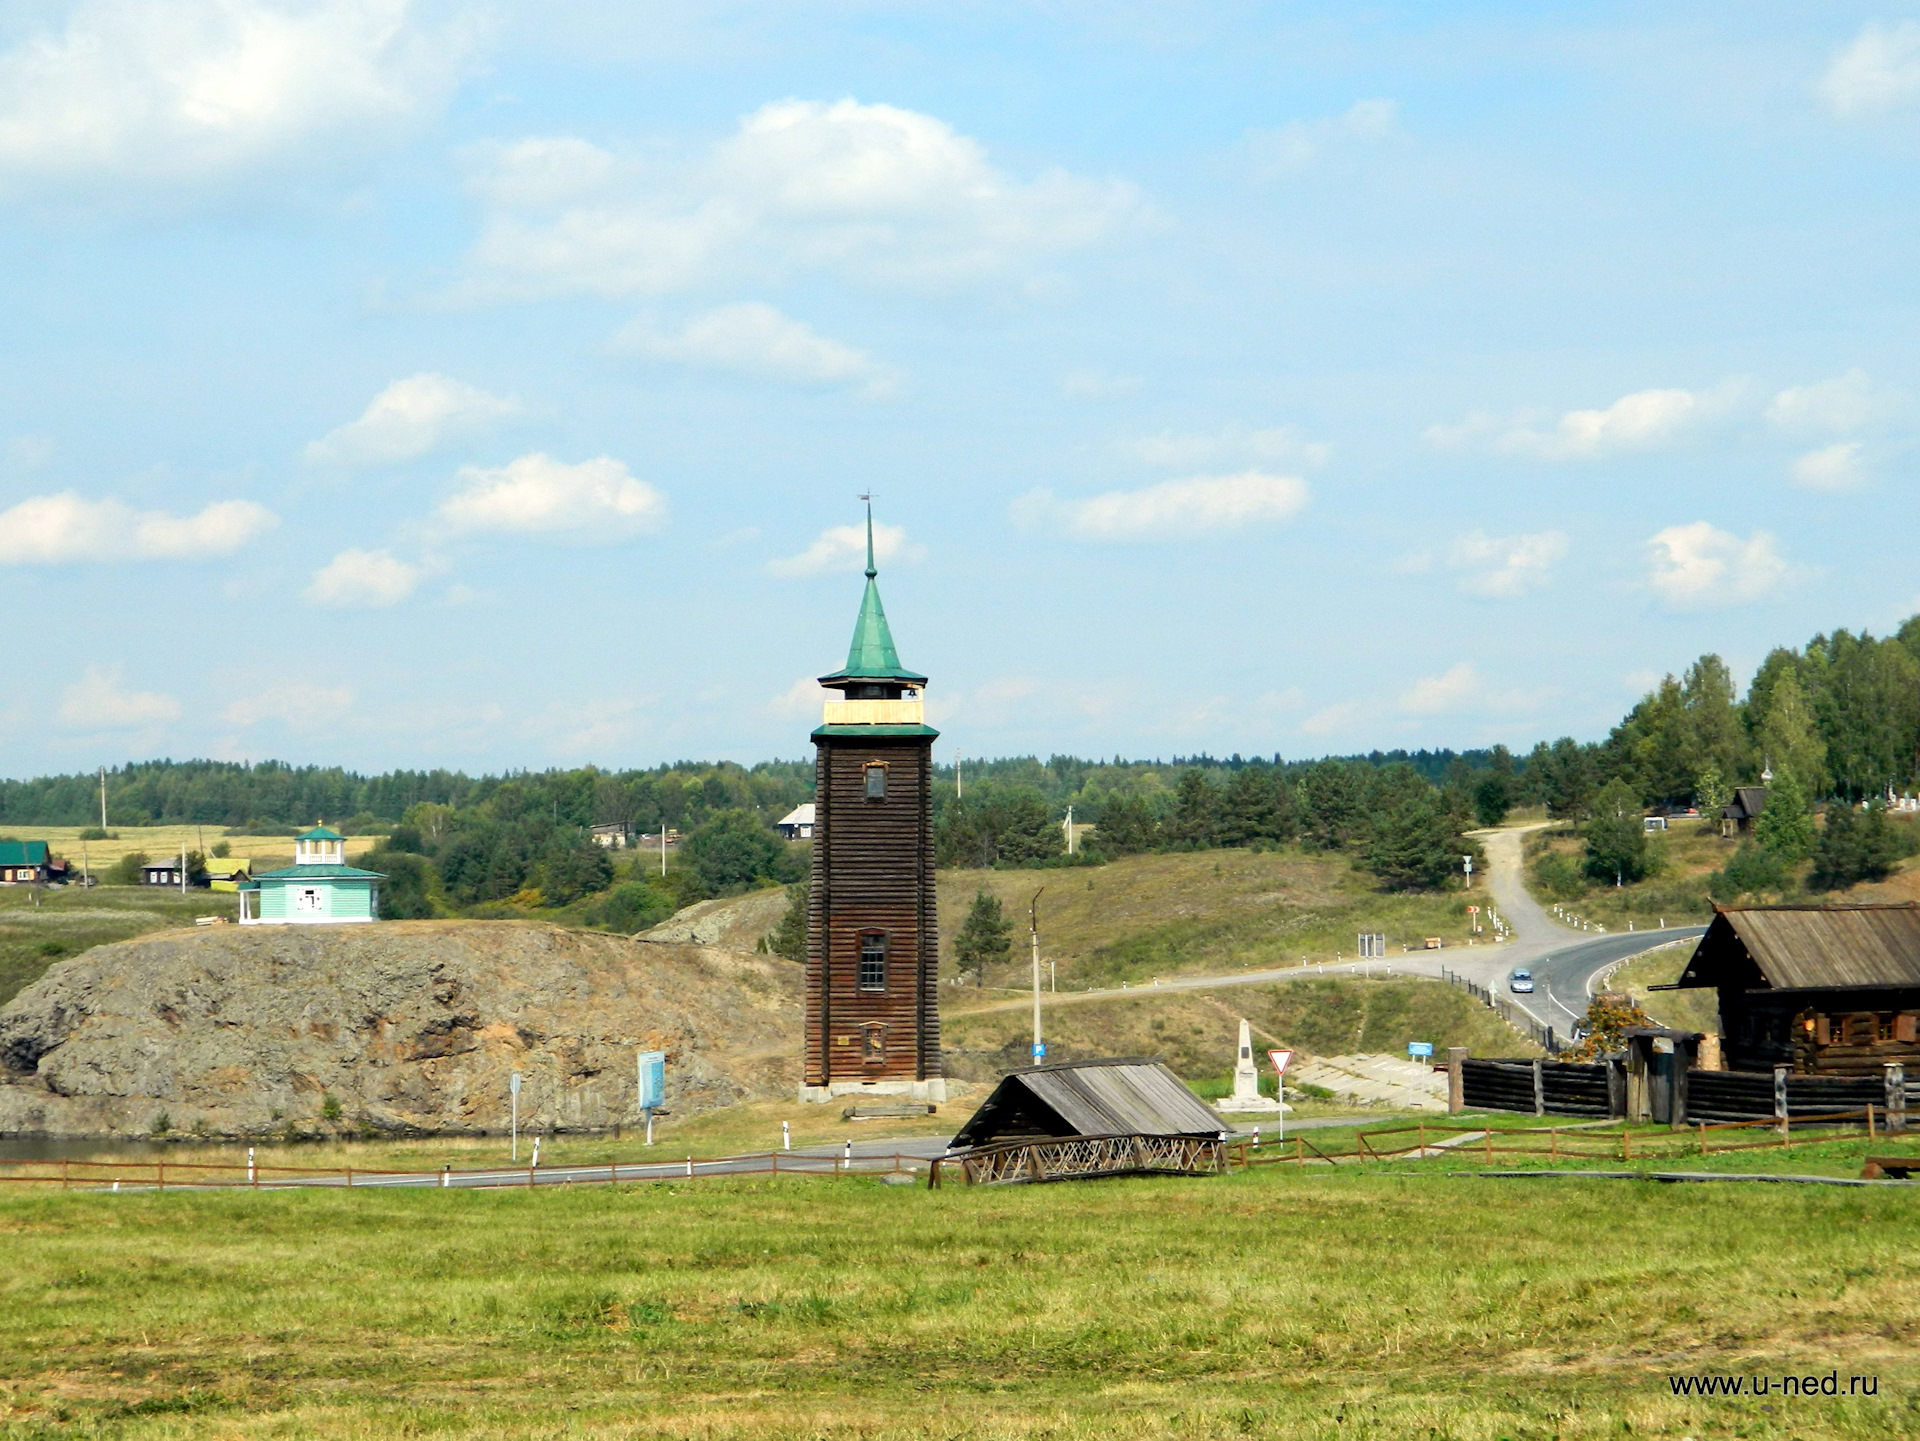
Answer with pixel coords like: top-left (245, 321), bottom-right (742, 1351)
top-left (98, 766), bottom-right (107, 831)
top-left (955, 750), bottom-right (962, 799)
top-left (1029, 889), bottom-right (1046, 1063)
top-left (660, 812), bottom-right (668, 877)
top-left (1064, 805), bottom-right (1075, 855)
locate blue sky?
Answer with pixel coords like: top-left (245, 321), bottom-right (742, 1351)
top-left (3, 2), bottom-right (1919, 776)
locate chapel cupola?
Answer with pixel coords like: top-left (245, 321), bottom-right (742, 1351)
top-left (815, 506), bottom-right (929, 709)
top-left (294, 824), bottom-right (347, 866)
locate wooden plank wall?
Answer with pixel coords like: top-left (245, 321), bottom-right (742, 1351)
top-left (804, 736), bottom-right (940, 1086)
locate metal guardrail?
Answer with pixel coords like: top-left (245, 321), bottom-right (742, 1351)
top-left (1441, 967), bottom-right (1561, 1053)
top-left (0, 1148), bottom-right (933, 1193)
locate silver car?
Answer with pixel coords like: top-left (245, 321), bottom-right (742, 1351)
top-left (1509, 968), bottom-right (1535, 994)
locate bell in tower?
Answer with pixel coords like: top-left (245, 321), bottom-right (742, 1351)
top-left (799, 503), bottom-right (945, 1103)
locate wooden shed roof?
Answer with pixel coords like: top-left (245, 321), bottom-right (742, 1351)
top-left (1674, 904), bottom-right (1920, 992)
top-left (949, 1058), bottom-right (1223, 1150)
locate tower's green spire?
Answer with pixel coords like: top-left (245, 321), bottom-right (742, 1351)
top-left (818, 498), bottom-right (928, 685)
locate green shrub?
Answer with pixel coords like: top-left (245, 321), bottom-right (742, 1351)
top-left (591, 880), bottom-right (676, 934)
top-left (1530, 848), bottom-right (1587, 901)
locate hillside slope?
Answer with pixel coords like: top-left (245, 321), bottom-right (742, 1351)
top-left (0, 921), bottom-right (801, 1139)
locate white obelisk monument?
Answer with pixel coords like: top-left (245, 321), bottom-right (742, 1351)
top-left (1215, 1018), bottom-right (1285, 1114)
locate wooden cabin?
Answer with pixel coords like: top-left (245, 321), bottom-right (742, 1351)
top-left (1665, 904), bottom-right (1920, 1074)
top-left (1720, 786), bottom-right (1767, 837)
top-left (0, 840), bottom-right (50, 885)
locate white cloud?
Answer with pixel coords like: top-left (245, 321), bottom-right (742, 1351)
top-left (1247, 99), bottom-right (1398, 178)
top-left (1428, 389), bottom-right (1712, 462)
top-left (1449, 529), bottom-right (1569, 598)
top-left (1765, 369), bottom-right (1901, 434)
top-left (305, 373), bottom-right (520, 467)
top-left (57, 666), bottom-right (180, 728)
top-left (1646, 522), bottom-right (1794, 608)
top-left (437, 452), bottom-right (668, 539)
top-left (612, 303), bottom-right (894, 396)
top-left (1819, 22), bottom-right (1920, 117)
top-left (0, 0), bottom-right (480, 192)
top-left (770, 677), bottom-right (831, 717)
top-left (304, 548), bottom-right (422, 607)
top-left (461, 99), bottom-right (1141, 300)
top-left (1124, 425), bottom-right (1330, 470)
top-left (1790, 441), bottom-right (1868, 491)
top-left (0, 492), bottom-right (274, 563)
top-left (768, 521), bottom-right (923, 578)
top-left (224, 682), bottom-right (354, 728)
top-left (1398, 663), bottom-right (1482, 715)
top-left (1298, 700), bottom-right (1364, 737)
top-left (1012, 471), bottom-right (1310, 543)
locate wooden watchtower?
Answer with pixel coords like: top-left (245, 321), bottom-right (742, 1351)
top-left (799, 508), bottom-right (945, 1103)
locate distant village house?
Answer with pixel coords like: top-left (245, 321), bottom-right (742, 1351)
top-left (0, 840), bottom-right (52, 884)
top-left (776, 804), bottom-right (816, 840)
top-left (590, 823), bottom-right (636, 849)
top-left (1720, 786), bottom-right (1767, 837)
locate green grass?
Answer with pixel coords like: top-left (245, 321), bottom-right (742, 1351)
top-left (941, 849), bottom-right (1488, 990)
top-left (1524, 824), bottom-right (1720, 932)
top-left (0, 887), bottom-right (237, 1007)
top-left (1604, 940), bottom-right (1723, 1033)
top-left (1, 1165), bottom-right (1915, 1437)
top-left (944, 976), bottom-right (1537, 1085)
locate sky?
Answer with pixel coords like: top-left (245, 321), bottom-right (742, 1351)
top-left (3, 2), bottom-right (1920, 778)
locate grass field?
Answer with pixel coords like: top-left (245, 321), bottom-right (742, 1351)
top-left (0, 886), bottom-right (238, 1009)
top-left (940, 849), bottom-right (1494, 990)
top-left (1525, 823), bottom-right (1723, 931)
top-left (1603, 939), bottom-right (1723, 1034)
top-left (2, 1161), bottom-right (1915, 1438)
top-left (0, 825), bottom-right (384, 874)
top-left (943, 976), bottom-right (1538, 1084)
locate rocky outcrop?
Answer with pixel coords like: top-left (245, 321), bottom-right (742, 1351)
top-left (0, 921), bottom-right (802, 1139)
top-left (640, 888), bottom-right (790, 951)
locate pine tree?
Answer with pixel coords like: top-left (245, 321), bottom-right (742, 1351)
top-left (1363, 790), bottom-right (1465, 891)
top-left (1167, 769), bottom-right (1218, 849)
top-left (1095, 794), bottom-right (1160, 855)
top-left (1217, 766), bottom-right (1295, 846)
top-left (1809, 801), bottom-right (1902, 891)
top-left (954, 889), bottom-right (1014, 983)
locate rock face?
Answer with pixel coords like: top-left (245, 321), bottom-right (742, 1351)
top-left (0, 921), bottom-right (802, 1138)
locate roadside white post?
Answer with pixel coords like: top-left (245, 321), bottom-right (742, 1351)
top-left (531, 1135), bottom-right (540, 1169)
top-left (782, 1120), bottom-right (791, 1151)
top-left (247, 1147), bottom-right (256, 1185)
top-left (510, 1070), bottom-right (522, 1162)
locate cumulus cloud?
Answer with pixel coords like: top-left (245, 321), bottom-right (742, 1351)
top-left (768, 521), bottom-right (923, 578)
top-left (305, 373), bottom-right (520, 467)
top-left (1766, 369), bottom-right (1901, 434)
top-left (0, 0), bottom-right (480, 192)
top-left (1430, 387), bottom-right (1711, 461)
top-left (304, 548), bottom-right (422, 607)
top-left (57, 666), bottom-right (180, 728)
top-left (1246, 99), bottom-right (1398, 178)
top-left (1398, 663), bottom-right (1481, 715)
top-left (223, 682), bottom-right (354, 727)
top-left (1298, 700), bottom-right (1365, 738)
top-left (460, 99), bottom-right (1141, 300)
top-left (1011, 471), bottom-right (1310, 543)
top-left (612, 303), bottom-right (894, 395)
top-left (1449, 530), bottom-right (1569, 598)
top-left (437, 453), bottom-right (667, 539)
top-left (0, 492), bottom-right (275, 563)
top-left (1789, 441), bottom-right (1868, 491)
top-left (1819, 21), bottom-right (1920, 117)
top-left (1123, 425), bottom-right (1330, 470)
top-left (1646, 522), bottom-right (1794, 608)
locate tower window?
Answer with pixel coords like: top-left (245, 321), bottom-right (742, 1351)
top-left (863, 1023), bottom-right (887, 1063)
top-left (859, 933), bottom-right (887, 990)
top-left (864, 763), bottom-right (887, 800)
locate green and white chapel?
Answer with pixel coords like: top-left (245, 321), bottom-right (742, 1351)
top-left (237, 825), bottom-right (384, 925)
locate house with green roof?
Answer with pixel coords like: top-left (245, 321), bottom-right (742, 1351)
top-left (238, 825), bottom-right (384, 925)
top-left (0, 840), bottom-right (51, 885)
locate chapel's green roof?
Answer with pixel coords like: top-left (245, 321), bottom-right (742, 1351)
top-left (816, 506), bottom-right (928, 686)
top-left (299, 825), bottom-right (346, 842)
top-left (252, 863), bottom-right (386, 882)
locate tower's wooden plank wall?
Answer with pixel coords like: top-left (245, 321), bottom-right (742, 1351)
top-left (804, 735), bottom-right (941, 1086)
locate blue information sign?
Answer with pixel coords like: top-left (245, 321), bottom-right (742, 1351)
top-left (1032, 1042), bottom-right (1046, 1061)
top-left (637, 1050), bottom-right (666, 1110)
top-left (1407, 1041), bottom-right (1434, 1059)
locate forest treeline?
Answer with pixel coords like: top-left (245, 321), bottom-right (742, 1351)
top-left (7, 614), bottom-right (1920, 904)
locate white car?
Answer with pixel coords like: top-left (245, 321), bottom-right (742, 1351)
top-left (1509, 969), bottom-right (1535, 994)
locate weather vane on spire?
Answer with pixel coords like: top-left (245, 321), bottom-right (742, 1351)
top-left (859, 492), bottom-right (876, 578)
